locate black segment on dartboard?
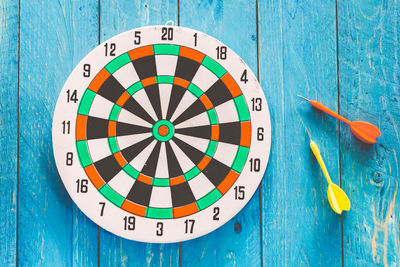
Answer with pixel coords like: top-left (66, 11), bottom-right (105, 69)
top-left (170, 182), bottom-right (196, 207)
top-left (141, 142), bottom-right (161, 177)
top-left (120, 136), bottom-right (154, 162)
top-left (174, 56), bottom-right (201, 82)
top-left (94, 154), bottom-right (122, 183)
top-left (172, 137), bottom-right (204, 166)
top-left (125, 180), bottom-right (152, 206)
top-left (219, 122), bottom-right (241, 145)
top-left (202, 158), bottom-right (231, 187)
top-left (86, 116), bottom-right (109, 140)
top-left (123, 97), bottom-right (155, 124)
top-left (166, 84), bottom-right (186, 121)
top-left (116, 121), bottom-right (151, 136)
top-left (165, 141), bottom-right (183, 178)
top-left (131, 56), bottom-right (156, 79)
top-left (175, 125), bottom-right (211, 140)
top-left (205, 79), bottom-right (233, 107)
top-left (97, 75), bottom-right (126, 103)
top-left (172, 98), bottom-right (207, 126)
top-left (144, 84), bottom-right (162, 120)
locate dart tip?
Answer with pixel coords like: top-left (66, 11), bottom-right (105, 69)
top-left (297, 95), bottom-right (310, 102)
top-left (305, 126), bottom-right (312, 140)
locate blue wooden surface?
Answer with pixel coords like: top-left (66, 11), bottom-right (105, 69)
top-left (0, 0), bottom-right (399, 266)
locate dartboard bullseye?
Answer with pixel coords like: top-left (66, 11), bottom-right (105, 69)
top-left (52, 26), bottom-right (271, 243)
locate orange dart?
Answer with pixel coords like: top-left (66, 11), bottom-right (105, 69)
top-left (298, 95), bottom-right (381, 144)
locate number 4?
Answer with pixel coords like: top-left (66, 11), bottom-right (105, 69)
top-left (240, 70), bottom-right (248, 84)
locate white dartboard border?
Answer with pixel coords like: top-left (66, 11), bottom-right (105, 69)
top-left (52, 25), bottom-right (271, 243)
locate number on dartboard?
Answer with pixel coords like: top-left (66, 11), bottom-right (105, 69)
top-left (62, 120), bottom-right (70, 134)
top-left (134, 31), bottom-right (141, 44)
top-left (66, 152), bottom-right (73, 166)
top-left (123, 216), bottom-right (136, 230)
top-left (240, 70), bottom-right (248, 84)
top-left (234, 186), bottom-right (245, 200)
top-left (99, 202), bottom-right (105, 216)
top-left (83, 64), bottom-right (91, 77)
top-left (184, 219), bottom-right (195, 234)
top-left (193, 33), bottom-right (197, 46)
top-left (251, 97), bottom-right (262, 111)
top-left (104, 43), bottom-right (116, 56)
top-left (66, 89), bottom-right (78, 103)
top-left (213, 207), bottom-right (220, 221)
top-left (250, 158), bottom-right (261, 172)
top-left (161, 27), bottom-right (173, 40)
top-left (156, 222), bottom-right (163, 236)
top-left (216, 46), bottom-right (227, 60)
top-left (257, 127), bottom-right (264, 141)
top-left (75, 179), bottom-right (88, 193)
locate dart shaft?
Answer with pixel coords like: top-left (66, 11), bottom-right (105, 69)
top-left (310, 100), bottom-right (351, 125)
top-left (310, 141), bottom-right (333, 185)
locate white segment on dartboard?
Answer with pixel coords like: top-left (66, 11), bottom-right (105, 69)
top-left (168, 139), bottom-right (195, 173)
top-left (117, 108), bottom-right (153, 128)
top-left (213, 141), bottom-right (238, 167)
top-left (214, 100), bottom-right (239, 124)
top-left (155, 142), bottom-right (169, 178)
top-left (158, 83), bottom-right (172, 120)
top-left (52, 26), bottom-right (271, 243)
top-left (174, 133), bottom-right (209, 153)
top-left (173, 111), bottom-right (209, 129)
top-left (130, 89), bottom-right (158, 121)
top-left (87, 138), bottom-right (112, 162)
top-left (169, 90), bottom-right (197, 122)
top-left (128, 139), bottom-right (157, 171)
top-left (112, 62), bottom-right (140, 89)
top-left (187, 172), bottom-right (215, 199)
top-left (149, 186), bottom-right (172, 208)
top-left (88, 95), bottom-right (114, 120)
top-left (190, 65), bottom-right (219, 92)
top-left (107, 169), bottom-right (136, 198)
top-left (155, 55), bottom-right (178, 76)
top-left (116, 132), bottom-right (152, 151)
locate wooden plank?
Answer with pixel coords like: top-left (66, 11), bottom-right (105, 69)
top-left (259, 0), bottom-right (342, 265)
top-left (338, 1), bottom-right (400, 266)
top-left (0, 0), bottom-right (18, 265)
top-left (18, 1), bottom-right (98, 265)
top-left (179, 1), bottom-right (261, 266)
top-left (98, 1), bottom-right (179, 266)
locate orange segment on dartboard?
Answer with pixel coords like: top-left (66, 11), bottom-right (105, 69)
top-left (53, 26), bottom-right (271, 243)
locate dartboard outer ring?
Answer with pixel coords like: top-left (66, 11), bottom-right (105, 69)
top-left (52, 26), bottom-right (271, 243)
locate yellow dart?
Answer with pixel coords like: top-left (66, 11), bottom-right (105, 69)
top-left (305, 128), bottom-right (350, 214)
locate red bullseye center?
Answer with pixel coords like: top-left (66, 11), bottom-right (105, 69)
top-left (158, 125), bottom-right (169, 136)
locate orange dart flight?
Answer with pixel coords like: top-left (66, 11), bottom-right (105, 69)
top-left (298, 95), bottom-right (381, 144)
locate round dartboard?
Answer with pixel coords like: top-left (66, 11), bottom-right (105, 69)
top-left (52, 26), bottom-right (271, 243)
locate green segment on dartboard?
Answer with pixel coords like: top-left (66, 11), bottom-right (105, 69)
top-left (232, 146), bottom-right (249, 173)
top-left (123, 164), bottom-right (140, 179)
top-left (153, 44), bottom-right (180, 55)
top-left (202, 56), bottom-right (227, 78)
top-left (105, 53), bottom-right (131, 74)
top-left (108, 137), bottom-right (119, 154)
top-left (156, 75), bottom-right (174, 84)
top-left (99, 184), bottom-right (124, 207)
top-left (187, 83), bottom-right (203, 98)
top-left (234, 95), bottom-right (250, 121)
top-left (184, 166), bottom-right (201, 181)
top-left (109, 105), bottom-right (121, 121)
top-left (127, 81), bottom-right (143, 95)
top-left (78, 89), bottom-right (96, 115)
top-left (147, 207), bottom-right (173, 219)
top-left (152, 120), bottom-right (175, 142)
top-left (197, 188), bottom-right (222, 210)
top-left (207, 109), bottom-right (218, 125)
top-left (76, 141), bottom-right (91, 167)
top-left (205, 141), bottom-right (218, 157)
top-left (153, 178), bottom-right (170, 187)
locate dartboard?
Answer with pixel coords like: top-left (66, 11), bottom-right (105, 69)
top-left (52, 26), bottom-right (271, 243)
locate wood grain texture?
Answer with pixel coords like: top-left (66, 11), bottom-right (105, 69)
top-left (18, 0), bottom-right (98, 265)
top-left (180, 1), bottom-right (261, 266)
top-left (338, 1), bottom-right (400, 266)
top-left (259, 0), bottom-right (342, 265)
top-left (0, 0), bottom-right (18, 266)
top-left (99, 1), bottom-right (179, 266)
